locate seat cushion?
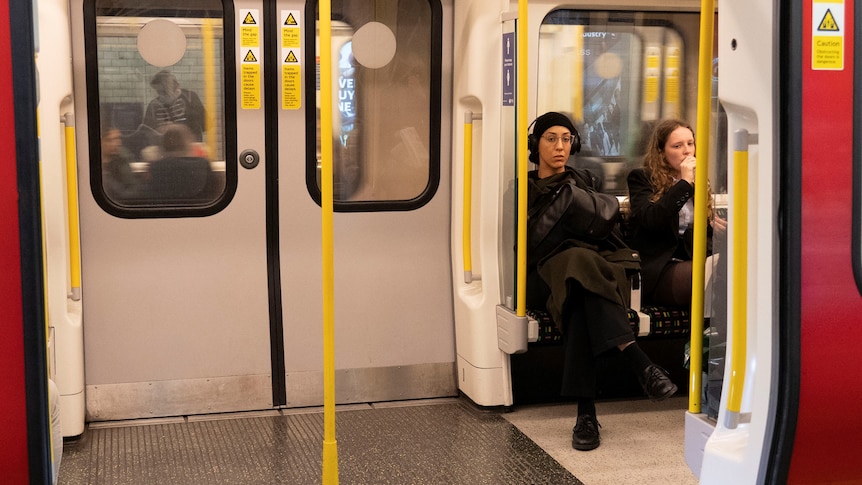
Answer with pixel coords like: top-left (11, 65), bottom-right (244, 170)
top-left (527, 304), bottom-right (694, 344)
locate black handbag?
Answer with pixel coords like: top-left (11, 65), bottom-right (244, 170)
top-left (528, 171), bottom-right (620, 264)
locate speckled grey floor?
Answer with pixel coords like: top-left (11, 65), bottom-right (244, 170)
top-left (57, 398), bottom-right (583, 485)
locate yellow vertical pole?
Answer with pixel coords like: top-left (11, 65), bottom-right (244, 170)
top-left (515, 0), bottom-right (528, 318)
top-left (202, 20), bottom-right (216, 158)
top-left (689, 0), bottom-right (715, 414)
top-left (319, 0), bottom-right (338, 483)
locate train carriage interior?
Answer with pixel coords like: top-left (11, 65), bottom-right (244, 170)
top-left (51, 2), bottom-right (725, 483)
top-left (6, 0), bottom-right (861, 483)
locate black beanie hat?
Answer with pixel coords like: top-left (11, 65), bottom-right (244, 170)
top-left (533, 112), bottom-right (576, 138)
top-left (529, 112), bottom-right (577, 163)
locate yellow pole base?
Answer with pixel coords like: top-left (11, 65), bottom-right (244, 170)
top-left (323, 439), bottom-right (339, 484)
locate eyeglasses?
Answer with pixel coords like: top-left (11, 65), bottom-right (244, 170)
top-left (542, 134), bottom-right (574, 145)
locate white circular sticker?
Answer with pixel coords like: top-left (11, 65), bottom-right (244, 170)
top-left (138, 19), bottom-right (187, 67)
top-left (351, 22), bottom-right (396, 69)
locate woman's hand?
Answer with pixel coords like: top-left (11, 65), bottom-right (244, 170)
top-left (680, 156), bottom-right (696, 185)
top-left (711, 214), bottom-right (727, 236)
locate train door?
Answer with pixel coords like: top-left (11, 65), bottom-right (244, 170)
top-left (69, 0), bottom-right (454, 422)
top-left (274, 0), bottom-right (455, 407)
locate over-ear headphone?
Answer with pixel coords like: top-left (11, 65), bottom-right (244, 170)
top-left (527, 114), bottom-right (581, 164)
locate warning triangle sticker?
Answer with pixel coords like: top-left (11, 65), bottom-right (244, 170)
top-left (243, 12), bottom-right (257, 25)
top-left (284, 13), bottom-right (298, 26)
top-left (244, 50), bottom-right (258, 62)
top-left (818, 9), bottom-right (839, 32)
top-left (285, 51), bottom-right (298, 63)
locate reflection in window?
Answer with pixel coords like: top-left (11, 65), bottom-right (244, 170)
top-left (92, 1), bottom-right (226, 209)
top-left (537, 10), bottom-right (696, 194)
top-left (311, 0), bottom-right (441, 207)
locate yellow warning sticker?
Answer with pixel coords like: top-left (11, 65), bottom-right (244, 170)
top-left (644, 76), bottom-right (658, 104)
top-left (240, 9), bottom-right (260, 48)
top-left (281, 11), bottom-right (302, 110)
top-left (812, 1), bottom-right (844, 70)
top-left (666, 47), bottom-right (680, 69)
top-left (282, 10), bottom-right (301, 49)
top-left (665, 70), bottom-right (680, 106)
top-left (240, 9), bottom-right (261, 109)
top-left (242, 48), bottom-right (261, 110)
top-left (282, 47), bottom-right (301, 110)
top-left (818, 9), bottom-right (839, 30)
top-left (282, 64), bottom-right (301, 110)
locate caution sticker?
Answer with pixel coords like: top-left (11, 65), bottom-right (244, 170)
top-left (282, 10), bottom-right (301, 49)
top-left (644, 47), bottom-right (660, 104)
top-left (240, 9), bottom-right (260, 48)
top-left (282, 48), bottom-right (301, 110)
top-left (242, 48), bottom-right (261, 109)
top-left (282, 10), bottom-right (302, 110)
top-left (812, 0), bottom-right (844, 70)
top-left (240, 9), bottom-right (261, 109)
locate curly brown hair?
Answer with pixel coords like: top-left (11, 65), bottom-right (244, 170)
top-left (642, 118), bottom-right (713, 217)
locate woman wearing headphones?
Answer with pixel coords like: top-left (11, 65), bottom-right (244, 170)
top-left (526, 112), bottom-right (677, 452)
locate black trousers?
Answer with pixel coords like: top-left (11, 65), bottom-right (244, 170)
top-left (527, 270), bottom-right (634, 398)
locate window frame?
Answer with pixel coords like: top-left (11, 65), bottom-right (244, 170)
top-left (303, 0), bottom-right (443, 212)
top-left (84, 0), bottom-right (237, 218)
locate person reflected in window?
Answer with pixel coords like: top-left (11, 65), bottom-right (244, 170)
top-left (143, 70), bottom-right (206, 141)
top-left (101, 126), bottom-right (140, 200)
top-left (146, 123), bottom-right (212, 201)
top-left (526, 112), bottom-right (678, 452)
top-left (626, 119), bottom-right (726, 307)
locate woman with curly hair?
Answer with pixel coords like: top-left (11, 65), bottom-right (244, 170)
top-left (626, 119), bottom-right (726, 307)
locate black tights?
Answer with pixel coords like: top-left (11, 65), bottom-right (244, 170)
top-left (651, 260), bottom-right (692, 307)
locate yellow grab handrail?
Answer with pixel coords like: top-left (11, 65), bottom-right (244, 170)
top-left (725, 129), bottom-right (751, 429)
top-left (515, 0), bottom-right (528, 318)
top-left (62, 113), bottom-right (82, 301)
top-left (202, 20), bottom-right (217, 159)
top-left (463, 112), bottom-right (482, 284)
top-left (689, 0), bottom-right (716, 414)
top-left (319, 0), bottom-right (339, 482)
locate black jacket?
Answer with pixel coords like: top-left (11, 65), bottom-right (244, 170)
top-left (626, 168), bottom-right (712, 297)
top-left (528, 167), bottom-right (640, 331)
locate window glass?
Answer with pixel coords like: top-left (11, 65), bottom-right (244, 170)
top-left (537, 10), bottom-right (696, 194)
top-left (309, 0), bottom-right (441, 208)
top-left (92, 0), bottom-right (228, 212)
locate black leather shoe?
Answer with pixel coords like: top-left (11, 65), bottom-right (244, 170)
top-left (572, 415), bottom-right (601, 451)
top-left (640, 364), bottom-right (678, 401)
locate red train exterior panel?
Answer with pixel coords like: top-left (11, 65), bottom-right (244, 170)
top-left (0, 0), bottom-right (33, 480)
top-left (794, 0), bottom-right (862, 482)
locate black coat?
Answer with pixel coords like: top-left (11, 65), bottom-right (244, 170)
top-left (528, 167), bottom-right (640, 331)
top-left (143, 89), bottom-right (206, 141)
top-left (626, 168), bottom-right (712, 297)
